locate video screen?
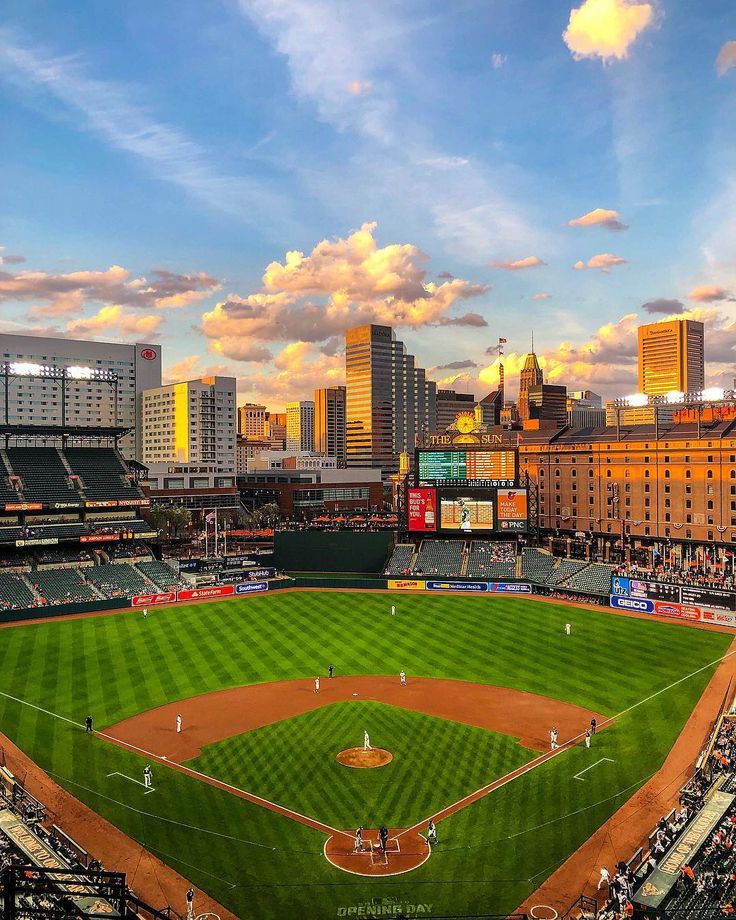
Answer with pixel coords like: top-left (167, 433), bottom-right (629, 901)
top-left (439, 489), bottom-right (494, 532)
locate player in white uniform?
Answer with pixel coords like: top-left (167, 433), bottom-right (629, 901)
top-left (400, 670), bottom-right (406, 687)
top-left (176, 714), bottom-right (182, 733)
top-left (314, 677), bottom-right (320, 693)
top-left (565, 623), bottom-right (571, 635)
top-left (143, 765), bottom-right (153, 789)
top-left (363, 730), bottom-right (372, 751)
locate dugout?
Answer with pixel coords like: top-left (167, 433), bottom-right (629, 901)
top-left (274, 531), bottom-right (393, 574)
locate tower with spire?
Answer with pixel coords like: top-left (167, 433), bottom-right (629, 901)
top-left (518, 332), bottom-right (543, 422)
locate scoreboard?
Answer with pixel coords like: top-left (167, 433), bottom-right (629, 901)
top-left (417, 449), bottom-right (517, 487)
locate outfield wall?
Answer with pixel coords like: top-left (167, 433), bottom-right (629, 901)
top-left (274, 531), bottom-right (393, 574)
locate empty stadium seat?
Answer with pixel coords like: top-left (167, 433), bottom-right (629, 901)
top-left (384, 544), bottom-right (415, 575)
top-left (32, 569), bottom-right (98, 605)
top-left (566, 563), bottom-right (614, 595)
top-left (5, 448), bottom-right (80, 503)
top-left (85, 563), bottom-right (150, 598)
top-left (136, 560), bottom-right (181, 591)
top-left (63, 448), bottom-right (144, 500)
top-left (412, 540), bottom-right (464, 576)
top-left (0, 573), bottom-right (35, 610)
top-left (521, 547), bottom-right (556, 583)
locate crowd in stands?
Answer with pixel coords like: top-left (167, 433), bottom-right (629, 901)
top-left (614, 562), bottom-right (735, 592)
top-left (107, 542), bottom-right (152, 560)
top-left (35, 546), bottom-right (93, 567)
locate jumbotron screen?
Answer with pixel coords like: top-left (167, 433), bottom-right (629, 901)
top-left (417, 449), bottom-right (517, 487)
top-left (407, 486), bottom-right (528, 534)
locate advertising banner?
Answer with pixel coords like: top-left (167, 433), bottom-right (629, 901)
top-left (488, 582), bottom-right (532, 593)
top-left (426, 580), bottom-right (488, 592)
top-left (496, 488), bottom-right (528, 521)
top-left (50, 501), bottom-right (83, 510)
top-left (407, 487), bottom-right (437, 532)
top-left (224, 554), bottom-right (258, 569)
top-left (4, 503), bottom-right (42, 512)
top-left (240, 567), bottom-right (276, 580)
top-left (387, 579), bottom-right (426, 591)
top-left (80, 534), bottom-right (119, 543)
top-left (177, 585), bottom-right (234, 601)
top-left (235, 581), bottom-right (269, 594)
top-left (131, 592), bottom-right (176, 607)
top-left (85, 500), bottom-right (119, 508)
top-left (15, 538), bottom-right (59, 547)
top-left (610, 595), bottom-right (655, 613)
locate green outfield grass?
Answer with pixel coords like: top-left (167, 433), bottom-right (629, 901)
top-left (0, 590), bottom-right (730, 920)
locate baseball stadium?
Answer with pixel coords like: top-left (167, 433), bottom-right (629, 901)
top-left (0, 367), bottom-right (735, 920)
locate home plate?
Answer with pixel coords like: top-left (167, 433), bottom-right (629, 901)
top-left (352, 693), bottom-right (358, 697)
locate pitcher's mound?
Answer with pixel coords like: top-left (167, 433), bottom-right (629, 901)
top-left (336, 747), bottom-right (393, 768)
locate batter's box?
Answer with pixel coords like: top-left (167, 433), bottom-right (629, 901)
top-left (368, 837), bottom-right (400, 865)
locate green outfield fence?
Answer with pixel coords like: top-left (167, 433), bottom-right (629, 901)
top-left (274, 530), bottom-right (393, 573)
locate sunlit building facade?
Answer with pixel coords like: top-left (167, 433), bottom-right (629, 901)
top-left (314, 386), bottom-right (346, 466)
top-left (638, 319), bottom-right (705, 395)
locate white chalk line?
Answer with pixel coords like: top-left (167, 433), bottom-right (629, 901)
top-left (574, 758), bottom-right (615, 781)
top-left (106, 771), bottom-right (155, 794)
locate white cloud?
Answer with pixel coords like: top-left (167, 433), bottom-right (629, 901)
top-left (716, 41), bottom-right (736, 77)
top-left (563, 0), bottom-right (655, 62)
top-left (491, 53), bottom-right (507, 70)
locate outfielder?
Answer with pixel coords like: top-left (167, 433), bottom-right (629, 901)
top-left (565, 623), bottom-right (571, 635)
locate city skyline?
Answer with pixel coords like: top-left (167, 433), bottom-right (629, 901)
top-left (1, 1), bottom-right (735, 409)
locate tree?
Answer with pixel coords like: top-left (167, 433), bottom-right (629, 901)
top-left (251, 503), bottom-right (282, 528)
top-left (148, 505), bottom-right (192, 539)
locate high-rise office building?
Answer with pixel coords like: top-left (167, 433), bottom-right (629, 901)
top-left (0, 333), bottom-right (161, 459)
top-left (638, 319), bottom-right (705, 395)
top-left (314, 386), bottom-right (347, 466)
top-left (238, 403), bottom-right (267, 439)
top-left (266, 412), bottom-right (287, 449)
top-left (142, 376), bottom-right (236, 471)
top-left (286, 401), bottom-right (315, 452)
top-left (525, 383), bottom-right (567, 426)
top-left (345, 324), bottom-right (437, 473)
top-left (518, 349), bottom-right (544, 422)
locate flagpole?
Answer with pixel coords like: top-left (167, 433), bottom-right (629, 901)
top-left (215, 508), bottom-right (219, 557)
top-left (205, 512), bottom-right (208, 558)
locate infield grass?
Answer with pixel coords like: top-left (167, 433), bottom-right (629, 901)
top-left (0, 591), bottom-right (729, 919)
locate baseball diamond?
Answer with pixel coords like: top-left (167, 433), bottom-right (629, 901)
top-left (0, 588), bottom-right (732, 919)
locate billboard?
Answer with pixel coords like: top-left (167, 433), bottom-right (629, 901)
top-left (235, 581), bottom-right (269, 594)
top-left (417, 449), bottom-right (516, 487)
top-left (439, 488), bottom-right (494, 533)
top-left (611, 576), bottom-right (736, 612)
top-left (178, 585), bottom-right (234, 601)
top-left (407, 488), bottom-right (438, 532)
top-left (131, 592), bottom-right (176, 607)
top-left (387, 579), bottom-right (426, 591)
top-left (496, 488), bottom-right (528, 532)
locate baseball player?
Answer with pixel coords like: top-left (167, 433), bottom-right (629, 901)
top-left (143, 765), bottom-right (153, 789)
top-left (400, 669), bottom-right (406, 687)
top-left (590, 717), bottom-right (597, 735)
top-left (585, 728), bottom-right (592, 748)
top-left (353, 826), bottom-right (363, 852)
top-left (176, 714), bottom-right (182, 734)
top-left (143, 608), bottom-right (148, 620)
top-left (391, 605), bottom-right (396, 616)
top-left (85, 714), bottom-right (93, 733)
top-left (363, 730), bottom-right (372, 751)
top-left (550, 727), bottom-right (558, 750)
top-left (314, 677), bottom-right (320, 693)
top-left (378, 824), bottom-right (389, 852)
top-left (564, 623), bottom-right (571, 635)
top-left (328, 664), bottom-right (334, 679)
top-left (427, 819), bottom-right (438, 846)
top-left (598, 866), bottom-right (610, 890)
top-left (186, 887), bottom-right (194, 920)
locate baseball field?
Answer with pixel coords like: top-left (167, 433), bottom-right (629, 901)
top-left (0, 589), bottom-right (730, 919)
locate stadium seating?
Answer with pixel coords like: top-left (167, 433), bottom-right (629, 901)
top-left (0, 573), bottom-right (35, 609)
top-left (566, 562), bottom-right (614, 596)
top-left (5, 448), bottom-right (81, 503)
top-left (465, 541), bottom-right (516, 578)
top-left (521, 547), bottom-right (557, 582)
top-left (32, 569), bottom-right (99, 605)
top-left (85, 563), bottom-right (150, 598)
top-left (412, 540), bottom-right (464, 576)
top-left (136, 560), bottom-right (181, 591)
top-left (64, 448), bottom-right (144, 500)
top-left (384, 544), bottom-right (416, 575)
top-left (545, 559), bottom-right (588, 586)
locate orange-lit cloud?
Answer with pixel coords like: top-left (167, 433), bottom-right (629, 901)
top-left (201, 222), bottom-right (487, 360)
top-left (716, 41), bottom-right (736, 76)
top-left (347, 80), bottom-right (373, 95)
top-left (487, 255), bottom-right (546, 271)
top-left (688, 284), bottom-right (734, 302)
top-left (573, 253), bottom-right (627, 272)
top-left (0, 246), bottom-right (25, 266)
top-left (66, 305), bottom-right (163, 337)
top-left (563, 0), bottom-right (654, 61)
top-left (567, 208), bottom-right (628, 231)
top-left (532, 292), bottom-right (552, 300)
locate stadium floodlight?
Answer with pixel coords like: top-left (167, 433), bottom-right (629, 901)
top-left (66, 365), bottom-right (95, 379)
top-left (701, 387), bottom-right (725, 401)
top-left (9, 362), bottom-right (44, 376)
top-left (628, 392), bottom-right (649, 407)
top-left (665, 390), bottom-right (685, 404)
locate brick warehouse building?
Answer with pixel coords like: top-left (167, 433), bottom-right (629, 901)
top-left (518, 418), bottom-right (736, 557)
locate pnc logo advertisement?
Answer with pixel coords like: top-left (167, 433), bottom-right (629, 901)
top-left (140, 347), bottom-right (157, 360)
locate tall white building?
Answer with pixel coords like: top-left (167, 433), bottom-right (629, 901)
top-left (0, 334), bottom-right (162, 459)
top-left (286, 401), bottom-right (315, 452)
top-left (142, 376), bottom-right (236, 472)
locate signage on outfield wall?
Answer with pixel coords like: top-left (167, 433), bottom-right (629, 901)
top-left (489, 582), bottom-right (532, 593)
top-left (610, 595), bottom-right (655, 613)
top-left (611, 575), bottom-right (736, 612)
top-left (224, 554), bottom-right (258, 569)
top-left (427, 581), bottom-right (488, 592)
top-left (15, 538), bottom-right (59, 547)
top-left (235, 581), bottom-right (269, 594)
top-left (177, 585), bottom-right (235, 601)
top-left (85, 500), bottom-right (119, 508)
top-left (80, 534), bottom-right (119, 543)
top-left (131, 592), bottom-right (176, 607)
top-left (388, 579), bottom-right (426, 591)
top-left (610, 594), bottom-right (736, 626)
top-left (5, 503), bottom-right (42, 512)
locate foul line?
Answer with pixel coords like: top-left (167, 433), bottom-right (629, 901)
top-left (573, 758), bottom-right (614, 781)
top-left (106, 771), bottom-right (155, 794)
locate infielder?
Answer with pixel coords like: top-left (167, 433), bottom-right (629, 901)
top-left (314, 677), bottom-right (320, 693)
top-left (363, 730), bottom-right (372, 751)
top-left (427, 819), bottom-right (438, 846)
top-left (186, 887), bottom-right (194, 920)
top-left (550, 727), bottom-right (558, 749)
top-left (400, 669), bottom-right (406, 687)
top-left (585, 728), bottom-right (592, 748)
top-left (143, 765), bottom-right (153, 789)
top-left (176, 714), bottom-right (182, 733)
top-left (353, 827), bottom-right (363, 852)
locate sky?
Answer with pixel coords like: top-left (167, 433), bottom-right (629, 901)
top-left (0, 0), bottom-right (735, 407)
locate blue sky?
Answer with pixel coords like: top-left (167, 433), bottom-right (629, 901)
top-left (1, 0), bottom-right (734, 407)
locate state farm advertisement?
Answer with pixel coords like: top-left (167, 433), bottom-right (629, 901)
top-left (496, 489), bottom-right (528, 521)
top-left (177, 585), bottom-right (235, 601)
top-left (131, 592), bottom-right (176, 607)
top-left (407, 487), bottom-right (437, 532)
